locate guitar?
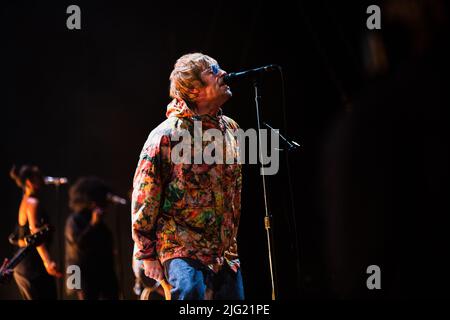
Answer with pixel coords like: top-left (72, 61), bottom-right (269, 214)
top-left (0, 224), bottom-right (52, 281)
top-left (160, 279), bottom-right (172, 300)
top-left (140, 278), bottom-right (172, 300)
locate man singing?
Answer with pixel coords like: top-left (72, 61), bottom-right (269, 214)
top-left (131, 53), bottom-right (244, 300)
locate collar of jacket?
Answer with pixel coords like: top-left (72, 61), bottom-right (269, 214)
top-left (166, 98), bottom-right (223, 124)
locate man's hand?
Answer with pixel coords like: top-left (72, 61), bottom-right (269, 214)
top-left (142, 259), bottom-right (164, 281)
top-left (90, 207), bottom-right (104, 225)
top-left (44, 260), bottom-right (63, 278)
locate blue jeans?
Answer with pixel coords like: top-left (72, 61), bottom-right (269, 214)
top-left (163, 258), bottom-right (244, 300)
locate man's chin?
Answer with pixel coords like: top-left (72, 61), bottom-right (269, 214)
top-left (224, 89), bottom-right (232, 99)
top-left (223, 93), bottom-right (232, 105)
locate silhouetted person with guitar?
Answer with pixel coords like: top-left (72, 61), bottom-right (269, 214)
top-left (9, 165), bottom-right (61, 299)
top-left (65, 176), bottom-right (118, 300)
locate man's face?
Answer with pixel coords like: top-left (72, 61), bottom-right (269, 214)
top-left (195, 63), bottom-right (232, 107)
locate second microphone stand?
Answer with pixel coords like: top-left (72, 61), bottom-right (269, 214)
top-left (253, 78), bottom-right (278, 300)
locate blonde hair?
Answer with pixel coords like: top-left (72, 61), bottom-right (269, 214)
top-left (169, 53), bottom-right (218, 102)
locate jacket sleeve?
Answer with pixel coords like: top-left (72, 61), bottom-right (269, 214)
top-left (224, 117), bottom-right (242, 271)
top-left (131, 132), bottom-right (172, 261)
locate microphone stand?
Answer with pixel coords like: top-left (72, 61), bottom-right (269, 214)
top-left (263, 122), bottom-right (301, 152)
top-left (253, 78), bottom-right (278, 300)
top-left (263, 121), bottom-right (303, 295)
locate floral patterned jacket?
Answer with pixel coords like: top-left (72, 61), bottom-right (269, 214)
top-left (132, 99), bottom-right (241, 273)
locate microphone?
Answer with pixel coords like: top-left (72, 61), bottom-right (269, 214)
top-left (223, 64), bottom-right (279, 85)
top-left (44, 176), bottom-right (68, 185)
top-left (107, 193), bottom-right (127, 206)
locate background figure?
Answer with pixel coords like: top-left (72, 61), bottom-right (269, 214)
top-left (322, 0), bottom-right (450, 298)
top-left (65, 176), bottom-right (119, 300)
top-left (8, 165), bottom-right (60, 299)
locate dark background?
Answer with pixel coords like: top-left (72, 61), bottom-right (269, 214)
top-left (1, 0), bottom-right (449, 300)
